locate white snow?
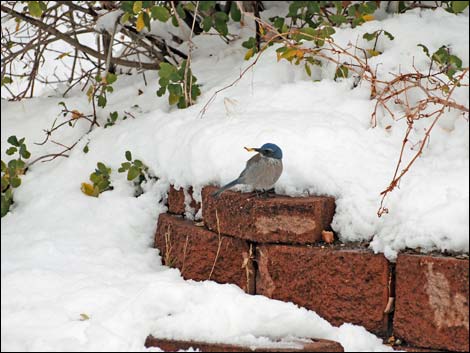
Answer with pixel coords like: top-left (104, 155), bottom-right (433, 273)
top-left (95, 10), bottom-right (124, 34)
top-left (1, 4), bottom-right (468, 352)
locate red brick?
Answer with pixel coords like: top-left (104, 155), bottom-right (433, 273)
top-left (256, 244), bottom-right (391, 335)
top-left (202, 186), bottom-right (335, 244)
top-left (155, 213), bottom-right (255, 293)
top-left (394, 254), bottom-right (469, 352)
top-left (144, 336), bottom-right (344, 352)
top-left (391, 345), bottom-right (445, 352)
top-left (168, 185), bottom-right (200, 215)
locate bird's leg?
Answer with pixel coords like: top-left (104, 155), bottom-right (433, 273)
top-left (259, 189), bottom-right (274, 198)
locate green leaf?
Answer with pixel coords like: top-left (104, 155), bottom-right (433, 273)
top-left (110, 111), bottom-right (118, 121)
top-left (158, 62), bottom-right (176, 79)
top-left (19, 145), bottom-right (31, 159)
top-left (367, 49), bottom-right (382, 57)
top-left (288, 1), bottom-right (302, 16)
top-left (202, 16), bottom-right (212, 32)
top-left (363, 32), bottom-right (377, 41)
top-left (97, 162), bottom-right (108, 174)
top-left (83, 144), bottom-right (89, 153)
top-left (7, 136), bottom-right (19, 147)
top-left (446, 67), bottom-right (457, 79)
top-left (244, 48), bottom-right (254, 61)
top-left (305, 63), bottom-right (312, 77)
top-left (168, 93), bottom-right (179, 105)
top-left (28, 1), bottom-right (43, 17)
top-left (307, 2), bottom-right (320, 13)
top-left (142, 11), bottom-right (151, 31)
top-left (272, 17), bottom-right (285, 31)
top-left (171, 14), bottom-right (179, 27)
top-left (167, 83), bottom-right (182, 96)
top-left (330, 14), bottom-right (347, 25)
top-left (156, 86), bottom-right (166, 97)
top-left (451, 1), bottom-right (469, 13)
top-left (230, 2), bottom-right (241, 22)
top-left (10, 177), bottom-right (21, 188)
top-left (383, 31), bottom-right (395, 41)
top-left (120, 1), bottom-right (134, 13)
top-left (432, 46), bottom-right (449, 65)
top-left (1, 194), bottom-right (12, 218)
top-left (177, 96), bottom-right (187, 109)
top-left (125, 150), bottom-right (132, 161)
top-left (120, 12), bottom-right (131, 24)
top-left (169, 71), bottom-right (182, 82)
top-left (97, 95), bottom-right (107, 108)
top-left (1, 160), bottom-right (6, 172)
top-left (449, 54), bottom-right (463, 69)
top-left (127, 166), bottom-right (140, 180)
top-left (242, 37), bottom-right (257, 49)
top-left (190, 85), bottom-right (201, 100)
top-left (199, 1), bottom-right (215, 12)
top-left (133, 160), bottom-right (143, 168)
top-left (120, 162), bottom-right (131, 170)
top-left (97, 179), bottom-right (111, 192)
top-left (335, 65), bottom-right (349, 80)
top-left (133, 1), bottom-right (142, 14)
top-left (365, 1), bottom-right (377, 11)
top-left (298, 27), bottom-right (316, 41)
top-left (151, 5), bottom-right (170, 21)
top-left (106, 72), bottom-right (117, 84)
top-left (1, 175), bottom-right (8, 192)
top-left (417, 44), bottom-right (430, 57)
top-left (1, 76), bottom-right (13, 86)
top-left (214, 13), bottom-right (228, 36)
top-left (142, 1), bottom-right (152, 9)
top-left (321, 26), bottom-right (335, 37)
top-left (176, 3), bottom-right (186, 19)
top-left (6, 147), bottom-right (17, 155)
top-left (158, 77), bottom-right (169, 87)
top-left (89, 173), bottom-right (100, 184)
top-left (8, 160), bottom-right (17, 170)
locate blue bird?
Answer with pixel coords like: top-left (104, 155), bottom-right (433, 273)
top-left (213, 143), bottom-right (283, 198)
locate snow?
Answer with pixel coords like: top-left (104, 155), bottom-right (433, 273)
top-left (95, 10), bottom-right (124, 34)
top-left (1, 4), bottom-right (468, 352)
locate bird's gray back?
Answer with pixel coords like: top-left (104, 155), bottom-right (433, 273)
top-left (238, 154), bottom-right (283, 190)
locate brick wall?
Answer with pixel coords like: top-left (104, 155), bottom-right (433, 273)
top-left (153, 185), bottom-right (469, 352)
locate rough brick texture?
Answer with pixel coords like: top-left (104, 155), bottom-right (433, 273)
top-left (202, 186), bottom-right (335, 244)
top-left (155, 214), bottom-right (255, 293)
top-left (145, 336), bottom-right (344, 352)
top-left (392, 345), bottom-right (445, 352)
top-left (167, 185), bottom-right (200, 215)
top-left (256, 244), bottom-right (391, 335)
top-left (394, 254), bottom-right (469, 352)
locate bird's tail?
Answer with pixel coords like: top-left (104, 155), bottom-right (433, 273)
top-left (212, 179), bottom-right (240, 198)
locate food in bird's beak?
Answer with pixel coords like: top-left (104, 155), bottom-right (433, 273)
top-left (244, 147), bottom-right (257, 152)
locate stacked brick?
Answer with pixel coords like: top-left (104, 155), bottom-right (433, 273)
top-left (153, 185), bottom-right (469, 352)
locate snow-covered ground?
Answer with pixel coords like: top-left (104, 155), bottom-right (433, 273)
top-left (1, 3), bottom-right (468, 352)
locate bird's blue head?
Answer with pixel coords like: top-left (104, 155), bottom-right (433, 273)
top-left (245, 143), bottom-right (283, 160)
